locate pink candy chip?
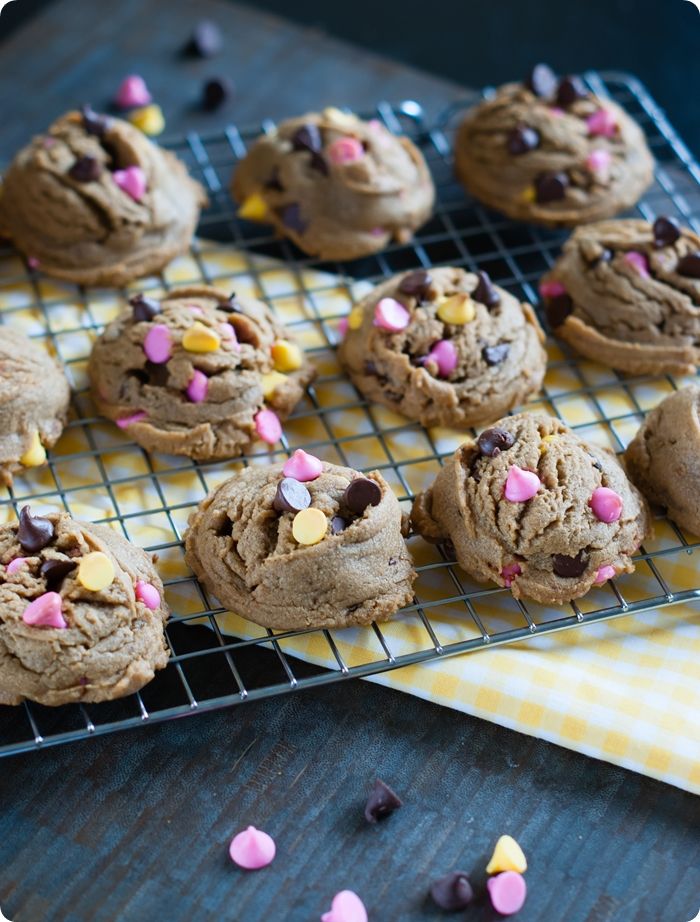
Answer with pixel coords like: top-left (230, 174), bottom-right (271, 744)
top-left (487, 871), bottom-right (527, 916)
top-left (623, 251), bottom-right (650, 278)
top-left (321, 890), bottom-right (368, 922)
top-left (143, 324), bottom-right (172, 363)
top-left (283, 449), bottom-right (323, 481)
top-left (327, 137), bottom-right (365, 165)
top-left (6, 557), bottom-right (28, 575)
top-left (589, 487), bottom-right (623, 523)
top-left (113, 166), bottom-right (147, 202)
top-left (116, 411), bottom-right (147, 429)
top-left (135, 580), bottom-right (160, 610)
top-left (504, 466), bottom-right (541, 503)
top-left (255, 408), bottom-right (282, 445)
top-left (115, 74), bottom-right (152, 109)
top-left (539, 279), bottom-right (567, 299)
top-left (586, 148), bottom-right (612, 177)
top-left (587, 108), bottom-right (617, 138)
top-left (22, 592), bottom-right (66, 630)
top-left (501, 562), bottom-right (522, 588)
top-left (373, 298), bottom-right (410, 332)
top-left (229, 826), bottom-right (276, 870)
top-left (594, 564), bottom-right (616, 585)
top-left (337, 317), bottom-right (349, 337)
top-left (423, 339), bottom-right (458, 378)
top-left (186, 369), bottom-right (209, 403)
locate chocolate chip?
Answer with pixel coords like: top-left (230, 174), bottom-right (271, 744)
top-left (81, 104), bottom-right (111, 138)
top-left (364, 360), bottom-right (378, 377)
top-left (535, 171), bottom-right (569, 203)
top-left (525, 63), bottom-right (557, 98)
top-left (264, 168), bottom-right (284, 192)
top-left (273, 478), bottom-right (311, 514)
top-left (507, 125), bottom-right (540, 155)
top-left (477, 427), bottom-right (515, 457)
top-left (129, 293), bottom-right (161, 322)
top-left (291, 123), bottom-right (322, 153)
top-left (330, 515), bottom-right (347, 534)
top-left (344, 478), bottom-right (381, 515)
top-left (472, 270), bottom-right (501, 309)
top-left (186, 20), bottom-right (223, 57)
top-left (68, 155), bottom-right (102, 183)
top-left (589, 454), bottom-right (603, 472)
top-left (482, 343), bottom-right (510, 366)
top-left (145, 361), bottom-right (169, 387)
top-left (364, 778), bottom-right (403, 823)
top-left (201, 77), bottom-right (231, 111)
top-left (677, 252), bottom-right (700, 278)
top-left (556, 75), bottom-right (587, 107)
top-left (430, 871), bottom-right (474, 911)
top-left (218, 293), bottom-right (242, 314)
top-left (544, 293), bottom-right (574, 327)
top-left (277, 203), bottom-right (307, 234)
top-left (17, 506), bottom-right (55, 554)
top-left (309, 151), bottom-right (329, 176)
top-left (653, 216), bottom-right (681, 248)
top-left (40, 558), bottom-right (77, 592)
top-left (398, 270), bottom-right (432, 299)
top-left (552, 550), bottom-right (588, 578)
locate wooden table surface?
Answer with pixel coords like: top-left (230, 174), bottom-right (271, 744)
top-left (0, 2), bottom-right (699, 920)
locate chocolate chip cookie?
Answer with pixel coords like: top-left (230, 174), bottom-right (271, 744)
top-left (0, 107), bottom-right (206, 286)
top-left (625, 384), bottom-right (700, 535)
top-left (231, 107), bottom-right (435, 260)
top-left (0, 506), bottom-right (169, 706)
top-left (89, 285), bottom-right (316, 460)
top-left (455, 64), bottom-right (654, 226)
top-left (184, 453), bottom-right (415, 630)
top-left (411, 413), bottom-right (650, 605)
top-left (0, 328), bottom-right (71, 486)
top-left (337, 267), bottom-right (546, 428)
top-left (540, 217), bottom-right (700, 374)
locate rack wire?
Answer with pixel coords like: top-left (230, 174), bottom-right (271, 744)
top-left (0, 71), bottom-right (699, 756)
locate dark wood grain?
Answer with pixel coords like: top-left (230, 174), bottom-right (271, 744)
top-left (0, 2), bottom-right (699, 921)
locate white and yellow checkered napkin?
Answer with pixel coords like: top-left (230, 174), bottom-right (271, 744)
top-left (1, 241), bottom-right (699, 794)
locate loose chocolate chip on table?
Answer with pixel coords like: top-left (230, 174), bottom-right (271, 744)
top-left (344, 478), bottom-right (381, 515)
top-left (18, 506), bottom-right (55, 553)
top-left (364, 778), bottom-right (403, 823)
top-left (129, 293), bottom-right (161, 322)
top-left (472, 269), bottom-right (501, 308)
top-left (81, 104), bottom-right (111, 138)
top-left (201, 77), bottom-right (232, 111)
top-left (676, 252), bottom-right (700, 278)
top-left (477, 427), bottom-right (515, 457)
top-left (552, 549), bottom-right (589, 578)
top-left (291, 123), bottom-right (322, 153)
top-left (398, 269), bottom-right (432, 299)
top-left (430, 871), bottom-right (474, 911)
top-left (278, 203), bottom-right (308, 234)
top-left (273, 478), bottom-right (311, 514)
top-left (525, 63), bottom-right (558, 98)
top-left (186, 20), bottom-right (223, 57)
top-left (40, 559), bottom-right (77, 592)
top-left (535, 171), bottom-right (569, 203)
top-left (507, 125), bottom-right (540, 155)
top-left (482, 343), bottom-right (510, 366)
top-left (330, 515), bottom-right (347, 535)
top-left (544, 292), bottom-right (574, 328)
top-left (556, 75), bottom-right (587, 106)
top-left (68, 155), bottom-right (102, 183)
top-left (653, 216), bottom-right (681, 248)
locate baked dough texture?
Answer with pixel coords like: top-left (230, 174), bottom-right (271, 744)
top-left (411, 413), bottom-right (650, 605)
top-left (0, 108), bottom-right (206, 286)
top-left (0, 510), bottom-right (169, 706)
top-left (338, 267), bottom-right (546, 428)
top-left (184, 461), bottom-right (415, 630)
top-left (232, 108), bottom-right (435, 260)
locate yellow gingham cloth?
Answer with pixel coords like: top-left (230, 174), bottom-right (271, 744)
top-left (1, 241), bottom-right (699, 794)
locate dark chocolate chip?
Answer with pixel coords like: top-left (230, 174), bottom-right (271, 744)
top-left (145, 361), bottom-right (170, 387)
top-left (525, 63), bottom-right (557, 98)
top-left (472, 270), bottom-right (501, 309)
top-left (544, 293), bottom-right (574, 327)
top-left (552, 549), bottom-right (588, 578)
top-left (68, 155), bottom-right (102, 183)
top-left (653, 216), bottom-right (681, 248)
top-left (278, 203), bottom-right (307, 234)
top-left (291, 123), bottom-right (322, 153)
top-left (264, 168), bottom-right (284, 192)
top-left (556, 75), bottom-right (587, 107)
top-left (507, 125), bottom-right (540, 155)
top-left (589, 454), bottom-right (603, 472)
top-left (677, 252), bottom-right (700, 278)
top-left (430, 871), bottom-right (474, 911)
top-left (40, 558), bottom-right (77, 592)
top-left (218, 293), bottom-right (242, 314)
top-left (130, 293), bottom-right (161, 322)
top-left (535, 171), bottom-right (569, 203)
top-left (186, 20), bottom-right (223, 57)
top-left (398, 269), bottom-right (432, 299)
top-left (344, 478), bottom-right (381, 515)
top-left (364, 360), bottom-right (378, 377)
top-left (309, 151), bottom-right (329, 176)
top-left (482, 343), bottom-right (510, 366)
top-left (364, 778), bottom-right (403, 823)
top-left (477, 427), bottom-right (515, 457)
top-left (201, 77), bottom-right (232, 111)
top-left (17, 506), bottom-right (55, 554)
top-left (330, 515), bottom-right (347, 535)
top-left (273, 478), bottom-right (311, 514)
top-left (81, 104), bottom-right (111, 138)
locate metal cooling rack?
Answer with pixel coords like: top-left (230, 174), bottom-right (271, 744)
top-left (1, 70), bottom-right (699, 756)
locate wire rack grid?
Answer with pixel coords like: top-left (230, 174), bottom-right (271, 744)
top-left (0, 70), bottom-right (699, 756)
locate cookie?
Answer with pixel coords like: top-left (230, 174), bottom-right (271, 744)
top-left (89, 285), bottom-right (316, 461)
top-left (0, 107), bottom-right (206, 286)
top-left (184, 453), bottom-right (415, 630)
top-left (540, 217), bottom-right (700, 375)
top-left (0, 506), bottom-right (169, 706)
top-left (625, 384), bottom-right (700, 535)
top-left (455, 64), bottom-right (653, 226)
top-left (0, 328), bottom-right (71, 486)
top-left (231, 107), bottom-right (434, 260)
top-left (411, 413), bottom-right (650, 605)
top-left (337, 267), bottom-right (546, 428)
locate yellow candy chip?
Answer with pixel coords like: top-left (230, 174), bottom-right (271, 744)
top-left (521, 185), bottom-right (536, 203)
top-left (78, 551), bottom-right (115, 592)
top-left (182, 321), bottom-right (221, 353)
top-left (261, 371), bottom-right (287, 400)
top-left (128, 104), bottom-right (165, 137)
top-left (238, 192), bottom-right (269, 222)
top-left (486, 835), bottom-right (527, 875)
top-left (292, 507), bottom-right (327, 546)
top-left (271, 339), bottom-right (303, 373)
top-left (539, 434), bottom-right (558, 455)
top-left (347, 307), bottom-right (364, 330)
top-left (436, 293), bottom-right (475, 325)
top-left (20, 430), bottom-right (47, 467)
